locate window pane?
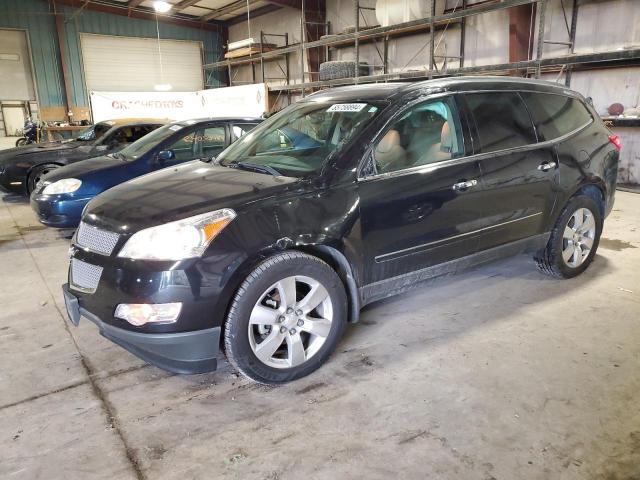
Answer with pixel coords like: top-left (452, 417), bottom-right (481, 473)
top-left (373, 97), bottom-right (463, 174)
top-left (167, 132), bottom-right (196, 161)
top-left (521, 92), bottom-right (592, 141)
top-left (466, 92), bottom-right (536, 153)
top-left (232, 123), bottom-right (257, 140)
top-left (200, 126), bottom-right (226, 157)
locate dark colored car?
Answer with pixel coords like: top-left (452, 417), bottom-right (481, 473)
top-left (30, 118), bottom-right (261, 228)
top-left (0, 119), bottom-right (165, 195)
top-left (61, 77), bottom-right (619, 384)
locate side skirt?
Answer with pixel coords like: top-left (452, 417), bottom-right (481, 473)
top-left (360, 233), bottom-right (550, 306)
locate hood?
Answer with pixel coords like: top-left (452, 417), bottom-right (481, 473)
top-left (85, 160), bottom-right (299, 231)
top-left (0, 141), bottom-right (95, 166)
top-left (42, 154), bottom-right (124, 183)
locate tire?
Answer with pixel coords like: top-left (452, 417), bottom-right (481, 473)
top-left (319, 61), bottom-right (370, 81)
top-left (15, 137), bottom-right (28, 147)
top-left (27, 163), bottom-right (59, 195)
top-left (535, 194), bottom-right (602, 278)
top-left (224, 251), bottom-right (348, 384)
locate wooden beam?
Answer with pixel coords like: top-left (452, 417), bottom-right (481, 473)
top-left (264, 0), bottom-right (301, 8)
top-left (128, 0), bottom-right (145, 8)
top-left (52, 0), bottom-right (224, 30)
top-left (201, 0), bottom-right (262, 22)
top-left (226, 4), bottom-right (282, 25)
top-left (173, 0), bottom-right (203, 12)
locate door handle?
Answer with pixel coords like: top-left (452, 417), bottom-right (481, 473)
top-left (537, 161), bottom-right (557, 172)
top-left (452, 179), bottom-right (478, 191)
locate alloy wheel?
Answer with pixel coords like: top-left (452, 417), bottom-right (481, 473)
top-left (561, 207), bottom-right (596, 268)
top-left (248, 275), bottom-right (333, 369)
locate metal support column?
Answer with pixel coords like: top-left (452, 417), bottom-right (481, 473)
top-left (535, 0), bottom-right (547, 78)
top-left (564, 0), bottom-right (579, 86)
top-left (300, 0), bottom-right (306, 97)
top-left (354, 0), bottom-right (360, 83)
top-left (460, 0), bottom-right (467, 69)
top-left (429, 0), bottom-right (436, 77)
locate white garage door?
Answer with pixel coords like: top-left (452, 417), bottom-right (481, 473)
top-left (80, 33), bottom-right (203, 92)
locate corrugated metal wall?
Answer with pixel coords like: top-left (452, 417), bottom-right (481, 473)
top-left (0, 0), bottom-right (66, 107)
top-left (0, 0), bottom-right (225, 110)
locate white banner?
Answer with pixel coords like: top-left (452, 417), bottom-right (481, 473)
top-left (89, 83), bottom-right (268, 122)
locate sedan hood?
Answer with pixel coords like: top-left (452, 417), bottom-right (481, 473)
top-left (0, 141), bottom-right (95, 166)
top-left (42, 154), bottom-right (124, 182)
top-left (85, 161), bottom-right (299, 231)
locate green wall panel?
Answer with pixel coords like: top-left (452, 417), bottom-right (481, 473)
top-left (0, 0), bottom-right (225, 112)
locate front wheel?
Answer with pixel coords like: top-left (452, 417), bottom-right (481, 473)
top-left (15, 137), bottom-right (28, 147)
top-left (536, 194), bottom-right (602, 278)
top-left (27, 163), bottom-right (59, 194)
top-left (224, 251), bottom-right (348, 384)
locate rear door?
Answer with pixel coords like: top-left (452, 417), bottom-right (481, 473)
top-left (358, 94), bottom-right (485, 286)
top-left (462, 91), bottom-right (559, 250)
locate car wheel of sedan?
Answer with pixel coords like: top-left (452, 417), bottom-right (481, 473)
top-left (224, 251), bottom-right (348, 384)
top-left (27, 163), bottom-right (59, 194)
top-left (536, 194), bottom-right (602, 278)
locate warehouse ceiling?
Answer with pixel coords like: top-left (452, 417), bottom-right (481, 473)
top-left (60, 0), bottom-right (303, 26)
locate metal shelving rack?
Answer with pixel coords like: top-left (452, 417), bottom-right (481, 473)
top-left (203, 0), bottom-right (640, 99)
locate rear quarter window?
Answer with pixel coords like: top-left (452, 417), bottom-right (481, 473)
top-left (520, 92), bottom-right (592, 141)
top-left (465, 92), bottom-right (537, 153)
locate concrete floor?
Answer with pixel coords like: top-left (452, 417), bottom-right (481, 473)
top-left (1, 188), bottom-right (639, 480)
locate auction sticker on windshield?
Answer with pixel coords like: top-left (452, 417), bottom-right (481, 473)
top-left (327, 103), bottom-right (367, 113)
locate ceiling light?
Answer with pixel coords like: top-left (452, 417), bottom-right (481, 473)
top-left (154, 83), bottom-right (172, 91)
top-left (153, 1), bottom-right (172, 13)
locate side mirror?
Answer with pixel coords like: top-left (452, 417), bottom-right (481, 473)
top-left (157, 150), bottom-right (175, 162)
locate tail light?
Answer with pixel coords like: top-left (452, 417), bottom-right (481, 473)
top-left (608, 134), bottom-right (622, 151)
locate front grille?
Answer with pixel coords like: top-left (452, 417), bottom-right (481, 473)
top-left (76, 221), bottom-right (120, 256)
top-left (70, 258), bottom-right (103, 293)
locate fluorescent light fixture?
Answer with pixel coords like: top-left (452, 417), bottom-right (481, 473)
top-left (154, 83), bottom-right (172, 91)
top-left (153, 1), bottom-right (172, 13)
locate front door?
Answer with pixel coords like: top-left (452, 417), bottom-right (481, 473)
top-left (461, 91), bottom-right (559, 250)
top-left (358, 95), bottom-right (485, 290)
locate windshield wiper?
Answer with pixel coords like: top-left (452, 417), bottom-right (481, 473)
top-left (111, 151), bottom-right (126, 160)
top-left (232, 161), bottom-right (281, 176)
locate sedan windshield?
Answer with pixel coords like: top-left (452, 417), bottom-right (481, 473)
top-left (218, 101), bottom-right (381, 177)
top-left (118, 123), bottom-right (183, 159)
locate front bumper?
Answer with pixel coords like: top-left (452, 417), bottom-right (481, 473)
top-left (62, 283), bottom-right (220, 374)
top-left (30, 193), bottom-right (90, 228)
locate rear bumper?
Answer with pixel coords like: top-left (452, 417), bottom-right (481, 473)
top-left (30, 193), bottom-right (89, 228)
top-left (62, 283), bottom-right (220, 374)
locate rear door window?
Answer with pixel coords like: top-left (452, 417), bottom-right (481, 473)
top-left (465, 92), bottom-right (537, 153)
top-left (520, 92), bottom-right (592, 141)
top-left (198, 125), bottom-right (226, 157)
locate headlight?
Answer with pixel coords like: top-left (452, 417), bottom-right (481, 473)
top-left (42, 178), bottom-right (82, 194)
top-left (118, 208), bottom-right (236, 260)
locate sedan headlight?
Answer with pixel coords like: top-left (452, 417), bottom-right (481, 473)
top-left (118, 209), bottom-right (236, 260)
top-left (42, 178), bottom-right (82, 194)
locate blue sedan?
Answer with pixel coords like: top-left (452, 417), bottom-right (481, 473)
top-left (30, 118), bottom-right (261, 228)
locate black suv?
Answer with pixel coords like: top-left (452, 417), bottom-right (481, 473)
top-left (62, 77), bottom-right (619, 384)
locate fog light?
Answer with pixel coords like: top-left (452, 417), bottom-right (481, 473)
top-left (114, 302), bottom-right (182, 326)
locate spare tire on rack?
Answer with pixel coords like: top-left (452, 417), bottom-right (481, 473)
top-left (319, 61), bottom-right (370, 81)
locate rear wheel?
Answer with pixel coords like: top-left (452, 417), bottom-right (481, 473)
top-left (27, 163), bottom-right (59, 194)
top-left (224, 251), bottom-right (347, 384)
top-left (536, 194), bottom-right (602, 278)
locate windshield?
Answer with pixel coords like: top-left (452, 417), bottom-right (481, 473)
top-left (118, 123), bottom-right (182, 159)
top-left (218, 101), bottom-right (382, 177)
